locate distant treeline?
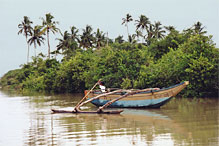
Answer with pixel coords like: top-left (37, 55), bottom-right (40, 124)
top-left (0, 13), bottom-right (218, 97)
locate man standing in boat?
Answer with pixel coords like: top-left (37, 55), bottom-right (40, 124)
top-left (98, 80), bottom-right (106, 92)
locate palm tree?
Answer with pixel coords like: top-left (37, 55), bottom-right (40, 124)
top-left (56, 31), bottom-right (73, 59)
top-left (164, 25), bottom-right (176, 33)
top-left (18, 16), bottom-right (33, 63)
top-left (95, 28), bottom-right (106, 49)
top-left (153, 21), bottom-right (165, 39)
top-left (135, 15), bottom-right (150, 43)
top-left (122, 13), bottom-right (133, 37)
top-left (80, 25), bottom-right (95, 49)
top-left (56, 26), bottom-right (80, 59)
top-left (115, 35), bottom-right (124, 44)
top-left (28, 26), bottom-right (45, 57)
top-left (147, 24), bottom-right (154, 39)
top-left (135, 30), bottom-right (143, 42)
top-left (144, 24), bottom-right (154, 45)
top-left (70, 26), bottom-right (79, 43)
top-left (193, 21), bottom-right (207, 35)
top-left (41, 13), bottom-right (60, 59)
top-left (128, 34), bottom-right (137, 44)
top-left (56, 31), bottom-right (71, 52)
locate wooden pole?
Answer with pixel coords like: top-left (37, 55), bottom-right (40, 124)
top-left (97, 88), bottom-right (159, 112)
top-left (73, 80), bottom-right (100, 112)
top-left (76, 89), bottom-right (124, 110)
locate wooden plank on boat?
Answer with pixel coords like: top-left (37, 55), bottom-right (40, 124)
top-left (51, 109), bottom-right (123, 114)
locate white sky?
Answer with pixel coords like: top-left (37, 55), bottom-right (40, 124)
top-left (0, 0), bottom-right (218, 77)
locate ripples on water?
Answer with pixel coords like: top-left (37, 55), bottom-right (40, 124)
top-left (0, 90), bottom-right (218, 146)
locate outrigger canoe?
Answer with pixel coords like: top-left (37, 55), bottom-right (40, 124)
top-left (86, 81), bottom-right (189, 108)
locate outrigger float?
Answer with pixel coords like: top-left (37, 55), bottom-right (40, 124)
top-left (52, 81), bottom-right (189, 114)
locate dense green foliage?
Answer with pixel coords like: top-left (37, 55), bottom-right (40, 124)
top-left (135, 35), bottom-right (218, 97)
top-left (0, 14), bottom-right (218, 97)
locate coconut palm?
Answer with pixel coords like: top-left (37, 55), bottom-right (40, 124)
top-left (28, 26), bottom-right (45, 57)
top-left (41, 13), bottom-right (60, 59)
top-left (70, 26), bottom-right (79, 43)
top-left (122, 13), bottom-right (133, 37)
top-left (128, 34), bottom-right (137, 44)
top-left (94, 28), bottom-right (106, 49)
top-left (144, 24), bottom-right (154, 45)
top-left (56, 30), bottom-right (76, 59)
top-left (80, 25), bottom-right (95, 49)
top-left (18, 16), bottom-right (33, 63)
top-left (147, 24), bottom-right (154, 39)
top-left (164, 25), bottom-right (176, 33)
top-left (193, 21), bottom-right (207, 35)
top-left (56, 26), bottom-right (80, 59)
top-left (135, 30), bottom-right (143, 42)
top-left (135, 15), bottom-right (150, 43)
top-left (153, 21), bottom-right (165, 39)
top-left (115, 35), bottom-right (124, 44)
top-left (68, 26), bottom-right (80, 52)
top-left (56, 31), bottom-right (71, 52)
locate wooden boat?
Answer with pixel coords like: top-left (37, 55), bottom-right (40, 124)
top-left (87, 81), bottom-right (189, 108)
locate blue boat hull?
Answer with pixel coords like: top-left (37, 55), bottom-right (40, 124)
top-left (87, 81), bottom-right (189, 109)
top-left (90, 97), bottom-right (172, 108)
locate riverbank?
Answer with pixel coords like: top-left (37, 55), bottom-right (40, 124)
top-left (1, 15), bottom-right (218, 98)
top-left (1, 35), bottom-right (218, 98)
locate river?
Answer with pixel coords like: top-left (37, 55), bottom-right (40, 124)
top-left (0, 90), bottom-right (218, 146)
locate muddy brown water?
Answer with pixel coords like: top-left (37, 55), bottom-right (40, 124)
top-left (0, 90), bottom-right (218, 146)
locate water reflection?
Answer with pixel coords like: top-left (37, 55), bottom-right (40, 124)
top-left (0, 90), bottom-right (218, 146)
top-left (50, 111), bottom-right (173, 146)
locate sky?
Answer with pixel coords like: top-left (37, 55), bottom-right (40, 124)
top-left (0, 0), bottom-right (218, 77)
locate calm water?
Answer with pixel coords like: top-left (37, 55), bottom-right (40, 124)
top-left (0, 90), bottom-right (218, 146)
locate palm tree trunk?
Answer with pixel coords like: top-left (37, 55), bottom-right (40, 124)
top-left (25, 36), bottom-right (29, 63)
top-left (141, 28), bottom-right (144, 43)
top-left (34, 48), bottom-right (36, 58)
top-left (97, 42), bottom-right (100, 49)
top-left (47, 30), bottom-right (50, 59)
top-left (126, 24), bottom-right (129, 37)
top-left (106, 32), bottom-right (108, 46)
top-left (34, 42), bottom-right (36, 58)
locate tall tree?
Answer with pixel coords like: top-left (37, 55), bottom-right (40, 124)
top-left (56, 31), bottom-right (70, 51)
top-left (115, 35), bottom-right (124, 44)
top-left (164, 25), bottom-right (176, 33)
top-left (41, 13), bottom-right (60, 59)
top-left (56, 31), bottom-right (72, 59)
top-left (122, 13), bottom-right (133, 37)
top-left (193, 21), bottom-right (207, 35)
top-left (144, 24), bottom-right (154, 45)
top-left (153, 21), bottom-right (165, 39)
top-left (128, 34), bottom-right (137, 44)
top-left (135, 30), bottom-right (143, 42)
top-left (135, 15), bottom-right (150, 43)
top-left (56, 26), bottom-right (80, 59)
top-left (80, 25), bottom-right (95, 49)
top-left (147, 24), bottom-right (154, 39)
top-left (18, 16), bottom-right (33, 63)
top-left (28, 26), bottom-right (45, 57)
top-left (95, 28), bottom-right (106, 49)
top-left (70, 26), bottom-right (79, 43)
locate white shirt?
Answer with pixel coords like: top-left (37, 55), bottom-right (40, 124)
top-left (99, 85), bottom-right (106, 92)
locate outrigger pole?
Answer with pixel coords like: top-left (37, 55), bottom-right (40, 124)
top-left (73, 80), bottom-right (100, 112)
top-left (51, 79), bottom-right (124, 114)
top-left (51, 89), bottom-right (125, 114)
top-left (52, 79), bottom-right (159, 114)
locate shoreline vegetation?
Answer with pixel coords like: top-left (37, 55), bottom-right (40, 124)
top-left (0, 13), bottom-right (218, 98)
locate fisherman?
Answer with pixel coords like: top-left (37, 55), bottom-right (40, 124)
top-left (98, 80), bottom-right (106, 93)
